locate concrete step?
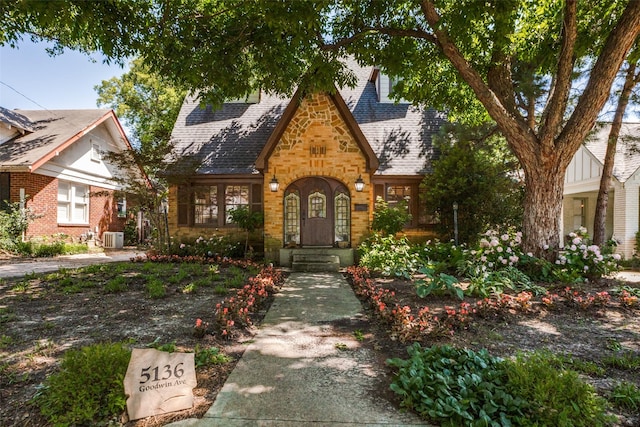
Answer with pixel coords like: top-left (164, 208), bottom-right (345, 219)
top-left (292, 254), bottom-right (340, 272)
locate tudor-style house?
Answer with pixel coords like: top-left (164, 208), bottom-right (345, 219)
top-left (167, 60), bottom-right (446, 265)
top-left (0, 107), bottom-right (143, 245)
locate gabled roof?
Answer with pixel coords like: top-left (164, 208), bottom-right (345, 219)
top-left (0, 109), bottom-right (128, 172)
top-left (583, 122), bottom-right (640, 183)
top-left (254, 86), bottom-right (379, 172)
top-left (168, 58), bottom-right (446, 176)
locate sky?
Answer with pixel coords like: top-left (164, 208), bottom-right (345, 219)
top-left (0, 39), bottom-right (129, 112)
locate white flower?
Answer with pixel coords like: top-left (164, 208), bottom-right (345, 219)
top-left (572, 237), bottom-right (581, 245)
top-left (480, 256), bottom-right (487, 262)
top-left (501, 234), bottom-right (510, 241)
top-left (613, 254), bottom-right (621, 261)
top-left (527, 252), bottom-right (533, 257)
top-left (569, 232), bottom-right (577, 238)
top-left (509, 255), bottom-right (519, 264)
top-left (497, 246), bottom-right (503, 252)
top-left (584, 265), bottom-right (589, 271)
top-left (570, 245), bottom-right (577, 251)
top-left (543, 244), bottom-right (549, 250)
top-left (502, 258), bottom-right (508, 264)
top-left (490, 239), bottom-right (499, 247)
top-left (180, 243), bottom-right (186, 249)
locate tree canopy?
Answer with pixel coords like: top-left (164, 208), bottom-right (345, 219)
top-left (2, 0), bottom-right (639, 255)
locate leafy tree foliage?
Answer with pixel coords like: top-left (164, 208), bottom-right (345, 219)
top-left (95, 57), bottom-right (187, 175)
top-left (371, 197), bottom-right (412, 236)
top-left (94, 58), bottom-right (186, 251)
top-left (422, 124), bottom-right (523, 244)
top-left (2, 0), bottom-right (639, 255)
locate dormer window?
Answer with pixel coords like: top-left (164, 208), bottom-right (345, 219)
top-left (374, 72), bottom-right (407, 104)
top-left (227, 89), bottom-right (261, 104)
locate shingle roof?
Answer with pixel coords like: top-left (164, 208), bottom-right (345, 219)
top-left (168, 59), bottom-right (446, 176)
top-left (583, 122), bottom-right (640, 183)
top-left (0, 107), bottom-right (35, 133)
top-left (0, 109), bottom-right (111, 170)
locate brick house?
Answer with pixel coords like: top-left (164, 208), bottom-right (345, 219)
top-left (167, 60), bottom-right (447, 264)
top-left (0, 107), bottom-right (141, 243)
top-left (564, 122), bottom-right (640, 258)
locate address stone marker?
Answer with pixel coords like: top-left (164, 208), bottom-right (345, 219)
top-left (124, 348), bottom-right (197, 421)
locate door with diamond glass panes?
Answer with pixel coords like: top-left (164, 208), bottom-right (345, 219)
top-left (284, 177), bottom-right (350, 247)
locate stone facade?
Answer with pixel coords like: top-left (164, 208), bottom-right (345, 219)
top-left (262, 92), bottom-right (372, 260)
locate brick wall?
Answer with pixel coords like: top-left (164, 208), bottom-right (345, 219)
top-left (9, 172), bottom-right (125, 241)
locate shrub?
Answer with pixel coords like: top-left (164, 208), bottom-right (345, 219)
top-left (504, 351), bottom-right (611, 426)
top-left (388, 344), bottom-right (526, 426)
top-left (371, 197), bottom-right (411, 236)
top-left (556, 228), bottom-right (620, 280)
top-left (34, 342), bottom-right (130, 426)
top-left (388, 345), bottom-right (612, 427)
top-left (358, 233), bottom-right (420, 277)
top-left (609, 381), bottom-right (640, 411)
top-left (170, 235), bottom-right (243, 258)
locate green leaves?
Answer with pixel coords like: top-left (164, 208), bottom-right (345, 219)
top-left (387, 344), bottom-right (524, 426)
top-left (415, 265), bottom-right (463, 300)
top-left (388, 345), bottom-right (612, 426)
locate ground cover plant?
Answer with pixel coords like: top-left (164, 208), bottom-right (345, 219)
top-left (0, 256), bottom-right (284, 426)
top-left (350, 230), bottom-right (640, 426)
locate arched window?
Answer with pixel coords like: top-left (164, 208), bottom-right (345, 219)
top-left (334, 192), bottom-right (350, 243)
top-left (308, 191), bottom-right (326, 218)
top-left (284, 192), bottom-right (300, 244)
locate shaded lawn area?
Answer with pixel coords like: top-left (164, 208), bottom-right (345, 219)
top-left (0, 260), bottom-right (273, 426)
top-left (350, 269), bottom-right (640, 427)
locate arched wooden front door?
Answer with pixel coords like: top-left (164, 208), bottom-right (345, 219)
top-left (284, 177), bottom-right (350, 247)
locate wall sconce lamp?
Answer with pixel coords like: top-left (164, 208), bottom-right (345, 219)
top-left (269, 174), bottom-right (279, 192)
top-left (354, 175), bottom-right (365, 192)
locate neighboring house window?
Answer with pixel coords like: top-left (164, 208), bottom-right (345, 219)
top-left (117, 197), bottom-right (127, 218)
top-left (334, 192), bottom-right (350, 243)
top-left (225, 185), bottom-right (249, 224)
top-left (308, 191), bottom-right (326, 218)
top-left (284, 191), bottom-right (301, 245)
top-left (194, 186), bottom-right (218, 225)
top-left (572, 198), bottom-right (587, 231)
top-left (91, 142), bottom-right (102, 162)
top-left (0, 172), bottom-right (9, 211)
top-left (58, 181), bottom-right (89, 224)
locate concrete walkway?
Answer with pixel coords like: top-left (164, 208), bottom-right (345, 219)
top-left (169, 272), bottom-right (427, 427)
top-left (0, 250), bottom-right (145, 278)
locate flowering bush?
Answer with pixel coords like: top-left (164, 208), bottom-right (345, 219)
top-left (555, 228), bottom-right (620, 280)
top-left (358, 233), bottom-right (421, 277)
top-left (169, 235), bottom-right (243, 258)
top-left (213, 266), bottom-right (285, 338)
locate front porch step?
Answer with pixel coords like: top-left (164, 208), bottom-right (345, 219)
top-left (292, 254), bottom-right (340, 272)
top-left (279, 248), bottom-right (355, 270)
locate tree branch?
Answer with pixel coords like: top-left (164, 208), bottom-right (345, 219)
top-left (539, 0), bottom-right (577, 149)
top-left (419, 0), bottom-right (536, 160)
top-left (558, 0), bottom-right (640, 160)
top-left (320, 27), bottom-right (436, 51)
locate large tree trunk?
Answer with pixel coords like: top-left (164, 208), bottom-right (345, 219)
top-left (593, 62), bottom-right (638, 246)
top-left (520, 155), bottom-right (566, 257)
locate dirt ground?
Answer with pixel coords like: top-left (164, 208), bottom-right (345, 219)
top-left (1, 258), bottom-right (639, 426)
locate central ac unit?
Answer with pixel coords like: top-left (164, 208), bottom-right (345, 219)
top-left (103, 231), bottom-right (124, 249)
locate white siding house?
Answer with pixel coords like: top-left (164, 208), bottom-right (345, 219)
top-left (563, 123), bottom-right (640, 258)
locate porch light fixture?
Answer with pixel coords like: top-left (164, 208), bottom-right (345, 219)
top-left (269, 174), bottom-right (279, 192)
top-left (354, 175), bottom-right (365, 192)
